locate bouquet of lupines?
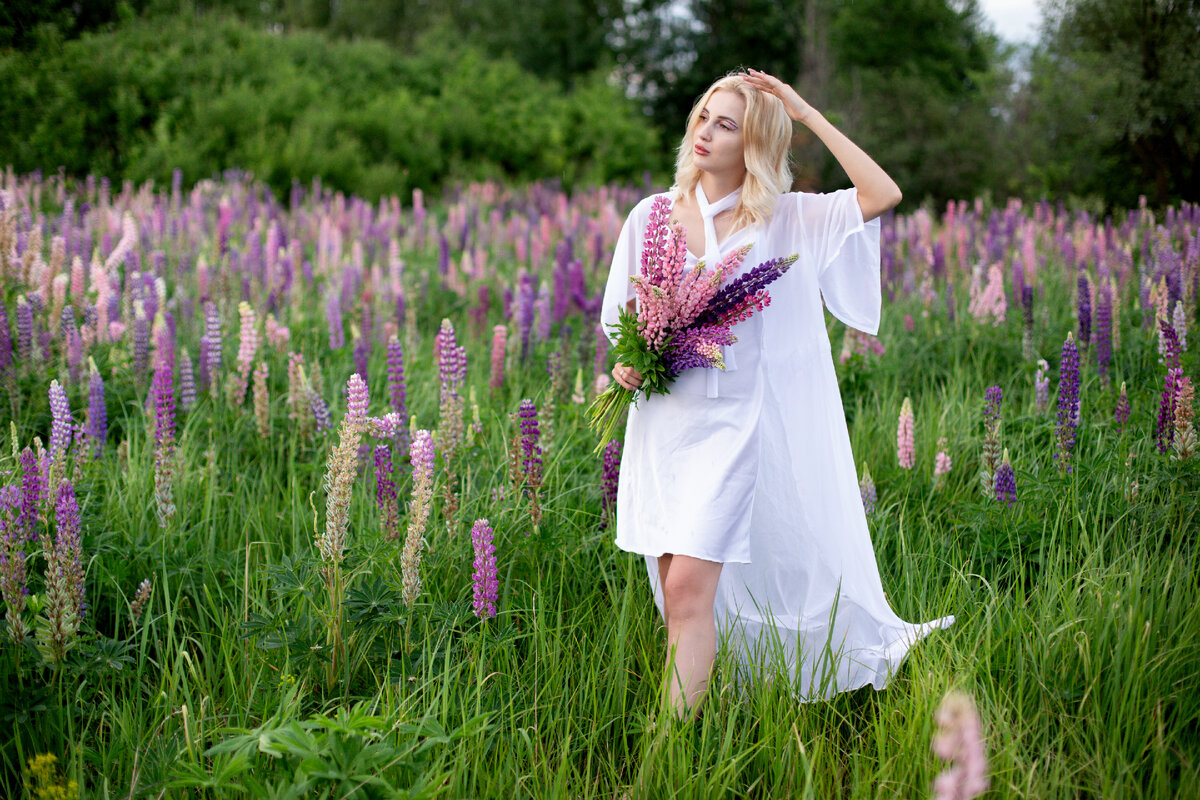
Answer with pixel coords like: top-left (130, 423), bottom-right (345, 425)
top-left (588, 195), bottom-right (797, 450)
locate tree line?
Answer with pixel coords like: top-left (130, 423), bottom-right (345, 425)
top-left (1, 0), bottom-right (1196, 208)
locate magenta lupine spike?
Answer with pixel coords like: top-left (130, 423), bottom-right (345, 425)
top-left (152, 357), bottom-right (176, 528)
top-left (897, 397), bottom-right (915, 470)
top-left (994, 448), bottom-right (1017, 506)
top-left (402, 429), bottom-right (436, 605)
top-left (0, 485), bottom-right (30, 644)
top-left (85, 361), bottom-right (107, 458)
top-left (600, 439), bottom-right (621, 530)
top-left (931, 691), bottom-right (989, 800)
top-left (489, 325), bottom-right (507, 393)
top-left (470, 518), bottom-right (499, 619)
top-left (374, 444), bottom-right (400, 541)
top-left (1115, 381), bottom-right (1131, 434)
top-left (859, 465), bottom-right (876, 515)
top-left (1054, 332), bottom-right (1081, 472)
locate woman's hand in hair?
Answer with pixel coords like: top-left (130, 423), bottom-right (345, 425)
top-left (742, 69), bottom-right (813, 124)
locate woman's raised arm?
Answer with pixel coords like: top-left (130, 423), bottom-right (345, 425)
top-left (741, 68), bottom-right (902, 222)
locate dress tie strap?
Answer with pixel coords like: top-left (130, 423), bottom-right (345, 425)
top-left (695, 183), bottom-right (742, 398)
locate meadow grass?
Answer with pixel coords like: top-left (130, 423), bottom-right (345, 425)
top-left (0, 176), bottom-right (1197, 798)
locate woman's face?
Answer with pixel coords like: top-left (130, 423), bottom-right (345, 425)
top-left (691, 89), bottom-right (747, 178)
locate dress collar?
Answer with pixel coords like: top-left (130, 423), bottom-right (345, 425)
top-left (694, 182), bottom-right (742, 261)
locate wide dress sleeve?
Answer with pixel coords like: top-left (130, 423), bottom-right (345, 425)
top-left (599, 197), bottom-right (654, 344)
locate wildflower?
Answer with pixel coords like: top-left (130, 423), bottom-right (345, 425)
top-left (353, 336), bottom-right (369, 385)
top-left (133, 303), bottom-right (150, 376)
top-left (37, 480), bottom-right (86, 665)
top-left (0, 301), bottom-right (12, 384)
top-left (49, 380), bottom-right (73, 464)
top-left (518, 399), bottom-right (543, 524)
top-left (933, 438), bottom-right (951, 490)
top-left (179, 349), bottom-right (196, 412)
top-left (1172, 376), bottom-right (1196, 460)
top-left (252, 360), bottom-right (270, 438)
top-left (1020, 284), bottom-right (1035, 361)
top-left (859, 464), bottom-right (877, 515)
top-left (435, 319), bottom-right (467, 463)
top-left (152, 357), bottom-right (176, 528)
top-left (18, 447), bottom-right (43, 541)
top-left (200, 301), bottom-right (222, 397)
top-left (80, 360), bottom-right (106, 460)
top-left (16, 295), bottom-right (34, 362)
top-left (386, 335), bottom-right (408, 422)
top-left (470, 519), bottom-right (499, 619)
top-left (1174, 301), bottom-right (1188, 351)
top-left (897, 397), bottom-right (915, 470)
top-left (967, 263), bottom-right (1006, 326)
top-left (1054, 333), bottom-right (1080, 472)
top-left (571, 369), bottom-right (586, 405)
top-left (489, 325), bottom-right (507, 393)
top-left (1115, 381), bottom-right (1130, 434)
top-left (402, 429), bottom-right (435, 605)
top-left (1034, 359), bottom-right (1050, 413)
top-left (994, 449), bottom-right (1017, 507)
top-left (318, 375), bottom-right (370, 568)
top-left (1076, 272), bottom-right (1091, 349)
top-left (23, 754), bottom-right (79, 800)
top-left (1, 485), bottom-right (30, 645)
top-left (229, 301), bottom-right (259, 406)
top-left (1095, 280), bottom-right (1113, 383)
top-left (600, 439), bottom-right (621, 529)
top-left (131, 578), bottom-right (152, 622)
top-left (931, 691), bottom-right (989, 800)
top-left (374, 444), bottom-right (401, 541)
top-left (326, 292), bottom-right (344, 350)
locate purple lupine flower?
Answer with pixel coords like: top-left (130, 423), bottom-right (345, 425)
top-left (1115, 381), bottom-right (1130, 434)
top-left (133, 305), bottom-right (150, 376)
top-left (1156, 368), bottom-right (1181, 454)
top-left (179, 349), bottom-right (196, 412)
top-left (201, 301), bottom-right (222, 393)
top-left (37, 479), bottom-right (85, 663)
top-left (374, 444), bottom-right (400, 541)
top-left (48, 380), bottom-right (73, 464)
top-left (980, 385), bottom-right (1003, 489)
top-left (518, 399), bottom-right (543, 488)
top-left (1, 484), bottom-right (30, 644)
top-left (85, 362), bottom-right (107, 458)
top-left (386, 335), bottom-right (408, 418)
top-left (0, 301), bottom-right (12, 382)
top-left (994, 449), bottom-right (1017, 506)
top-left (18, 447), bottom-right (43, 542)
top-left (600, 439), bottom-right (621, 530)
top-left (1095, 279), bottom-right (1113, 382)
top-left (516, 271), bottom-right (535, 361)
top-left (1159, 317), bottom-right (1182, 369)
top-left (16, 296), bottom-right (33, 361)
top-left (859, 465), bottom-right (876, 515)
top-left (1077, 272), bottom-right (1091, 349)
top-left (326, 292), bottom-right (344, 350)
top-left (470, 518), bottom-right (499, 619)
top-left (402, 429), bottom-right (436, 605)
top-left (152, 357), bottom-right (176, 527)
top-left (533, 282), bottom-right (552, 342)
top-left (1054, 333), bottom-right (1081, 472)
top-left (436, 319), bottom-right (467, 463)
top-left (662, 325), bottom-right (737, 376)
top-left (62, 306), bottom-right (84, 383)
top-left (693, 255), bottom-right (798, 328)
top-left (309, 387), bottom-right (332, 433)
top-left (353, 337), bottom-right (370, 386)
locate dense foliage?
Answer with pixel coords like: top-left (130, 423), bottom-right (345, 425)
top-left (0, 15), bottom-right (661, 201)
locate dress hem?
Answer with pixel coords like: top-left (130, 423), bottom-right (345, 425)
top-left (613, 540), bottom-right (752, 565)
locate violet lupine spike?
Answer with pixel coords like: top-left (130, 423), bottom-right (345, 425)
top-left (662, 325), bottom-right (736, 376)
top-left (859, 465), bottom-right (876, 515)
top-left (1, 485), bottom-right (31, 645)
top-left (980, 386), bottom-right (1003, 485)
top-left (374, 444), bottom-right (400, 542)
top-left (152, 357), bottom-right (176, 528)
top-left (309, 387), bottom-right (332, 433)
top-left (0, 301), bottom-right (12, 382)
top-left (1077, 272), bottom-right (1091, 349)
top-left (85, 362), bottom-right (107, 458)
top-left (693, 255), bottom-right (798, 328)
top-left (179, 349), bottom-right (196, 412)
top-left (326, 292), bottom-right (345, 350)
top-left (1156, 368), bottom-right (1181, 454)
top-left (470, 518), bottom-right (499, 619)
top-left (49, 380), bottom-right (73, 464)
top-left (16, 296), bottom-right (33, 362)
top-left (518, 399), bottom-right (543, 489)
top-left (1159, 318), bottom-right (1182, 369)
top-left (353, 337), bottom-right (370, 386)
top-left (1094, 280), bottom-right (1113, 381)
top-left (19, 447), bottom-right (43, 542)
top-left (386, 335), bottom-right (408, 418)
top-left (1115, 381), bottom-right (1131, 434)
top-left (1054, 332), bottom-right (1081, 473)
top-left (994, 449), bottom-right (1017, 507)
top-left (600, 439), bottom-right (621, 530)
top-left (37, 479), bottom-right (86, 664)
top-left (133, 304), bottom-right (150, 376)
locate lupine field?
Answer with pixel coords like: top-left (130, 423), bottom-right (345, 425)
top-left (0, 169), bottom-right (1197, 798)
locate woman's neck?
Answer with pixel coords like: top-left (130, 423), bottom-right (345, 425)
top-left (698, 170), bottom-right (746, 204)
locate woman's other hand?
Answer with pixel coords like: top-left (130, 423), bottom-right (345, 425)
top-left (613, 362), bottom-right (644, 391)
top-left (742, 69), bottom-right (812, 124)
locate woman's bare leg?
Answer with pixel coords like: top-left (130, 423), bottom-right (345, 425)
top-left (658, 554), bottom-right (723, 718)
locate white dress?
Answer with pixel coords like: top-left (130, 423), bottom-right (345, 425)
top-left (599, 183), bottom-right (955, 700)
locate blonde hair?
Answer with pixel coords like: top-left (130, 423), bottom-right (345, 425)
top-left (671, 73), bottom-right (793, 232)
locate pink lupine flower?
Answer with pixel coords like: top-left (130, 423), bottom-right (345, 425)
top-left (470, 518), bottom-right (499, 619)
top-left (897, 397), bottom-right (915, 470)
top-left (402, 429), bottom-right (436, 605)
top-left (1034, 359), bottom-right (1050, 412)
top-left (317, 374), bottom-right (370, 568)
top-left (968, 263), bottom-right (1006, 325)
top-left (230, 301), bottom-right (259, 406)
top-left (490, 325), bottom-right (507, 393)
top-left (933, 438), bottom-right (951, 490)
top-left (931, 691), bottom-right (989, 800)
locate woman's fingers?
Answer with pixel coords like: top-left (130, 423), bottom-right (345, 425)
top-left (612, 362), bottom-right (644, 390)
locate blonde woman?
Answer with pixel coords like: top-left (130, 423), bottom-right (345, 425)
top-left (600, 70), bottom-right (954, 718)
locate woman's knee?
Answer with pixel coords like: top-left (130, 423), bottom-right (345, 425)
top-left (661, 559), bottom-right (720, 621)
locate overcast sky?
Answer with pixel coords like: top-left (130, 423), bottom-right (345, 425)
top-left (977, 0), bottom-right (1043, 43)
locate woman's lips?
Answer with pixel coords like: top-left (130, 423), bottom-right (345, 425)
top-left (694, 144), bottom-right (709, 156)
